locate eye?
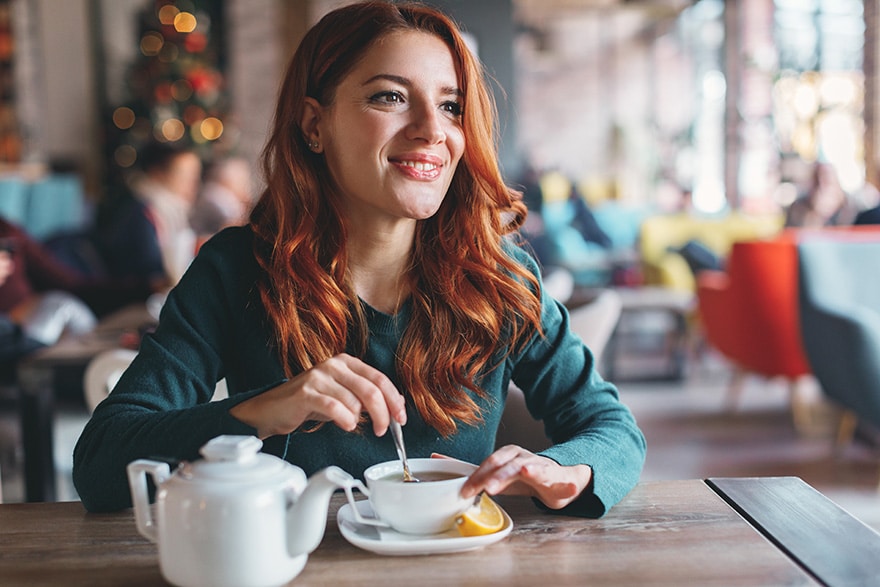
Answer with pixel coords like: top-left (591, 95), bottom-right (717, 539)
top-left (441, 100), bottom-right (463, 117)
top-left (369, 90), bottom-right (405, 105)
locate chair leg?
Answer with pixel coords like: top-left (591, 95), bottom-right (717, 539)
top-left (723, 368), bottom-right (747, 411)
top-left (834, 410), bottom-right (858, 453)
top-left (788, 377), bottom-right (814, 435)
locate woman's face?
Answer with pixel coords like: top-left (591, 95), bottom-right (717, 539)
top-left (311, 31), bottom-right (465, 226)
top-left (156, 152), bottom-right (203, 206)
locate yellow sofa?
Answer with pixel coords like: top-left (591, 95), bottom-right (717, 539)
top-left (639, 212), bottom-right (784, 292)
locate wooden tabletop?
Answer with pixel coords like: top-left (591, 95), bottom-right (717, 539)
top-left (18, 303), bottom-right (154, 369)
top-left (0, 479), bottom-right (819, 586)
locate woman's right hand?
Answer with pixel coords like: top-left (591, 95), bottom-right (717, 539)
top-left (229, 353), bottom-right (407, 439)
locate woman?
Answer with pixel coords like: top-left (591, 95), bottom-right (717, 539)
top-left (74, 1), bottom-right (645, 516)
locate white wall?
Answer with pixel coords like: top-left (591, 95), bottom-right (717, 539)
top-left (34, 0), bottom-right (99, 194)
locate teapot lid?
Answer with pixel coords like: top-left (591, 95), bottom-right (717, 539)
top-left (184, 435), bottom-right (291, 482)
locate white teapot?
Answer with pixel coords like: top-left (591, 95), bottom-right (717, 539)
top-left (127, 435), bottom-right (357, 587)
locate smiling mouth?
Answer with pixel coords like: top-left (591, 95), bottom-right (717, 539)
top-left (398, 160), bottom-right (439, 172)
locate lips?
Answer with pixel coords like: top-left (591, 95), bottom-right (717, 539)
top-left (390, 154), bottom-right (444, 179)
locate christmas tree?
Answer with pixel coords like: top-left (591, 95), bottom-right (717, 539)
top-left (105, 0), bottom-right (231, 188)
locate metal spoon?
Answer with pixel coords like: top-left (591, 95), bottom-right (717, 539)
top-left (389, 419), bottom-right (419, 482)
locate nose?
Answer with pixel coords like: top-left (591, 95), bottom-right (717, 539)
top-left (406, 101), bottom-right (446, 145)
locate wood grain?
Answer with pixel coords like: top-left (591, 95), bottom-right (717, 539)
top-left (707, 476), bottom-right (880, 587)
top-left (0, 480), bottom-right (817, 586)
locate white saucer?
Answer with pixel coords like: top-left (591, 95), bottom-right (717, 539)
top-left (337, 500), bottom-right (513, 556)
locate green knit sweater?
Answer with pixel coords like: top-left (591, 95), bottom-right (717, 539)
top-left (73, 227), bottom-right (645, 514)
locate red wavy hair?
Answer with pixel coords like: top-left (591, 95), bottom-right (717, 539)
top-left (250, 1), bottom-right (542, 436)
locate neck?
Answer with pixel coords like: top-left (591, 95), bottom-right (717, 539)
top-left (347, 222), bottom-right (415, 315)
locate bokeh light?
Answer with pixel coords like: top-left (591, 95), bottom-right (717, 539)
top-left (160, 118), bottom-right (186, 142)
top-left (158, 42), bottom-right (179, 63)
top-left (158, 5), bottom-right (179, 25)
top-left (112, 107), bottom-right (135, 130)
top-left (171, 79), bottom-right (193, 101)
top-left (140, 31), bottom-right (164, 56)
top-left (174, 12), bottom-right (197, 33)
top-left (114, 144), bottom-right (137, 168)
top-left (200, 117), bottom-right (224, 140)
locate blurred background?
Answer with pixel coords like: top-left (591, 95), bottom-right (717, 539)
top-left (0, 0), bottom-right (875, 211)
top-left (0, 0), bottom-right (879, 531)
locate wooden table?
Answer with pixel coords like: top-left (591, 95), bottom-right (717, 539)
top-left (16, 304), bottom-right (155, 502)
top-left (2, 477), bottom-right (877, 586)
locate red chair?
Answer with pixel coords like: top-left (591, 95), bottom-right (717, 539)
top-left (696, 235), bottom-right (812, 413)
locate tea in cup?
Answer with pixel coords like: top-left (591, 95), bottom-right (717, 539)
top-left (342, 458), bottom-right (476, 535)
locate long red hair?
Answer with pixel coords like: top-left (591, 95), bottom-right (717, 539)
top-left (250, 1), bottom-right (542, 436)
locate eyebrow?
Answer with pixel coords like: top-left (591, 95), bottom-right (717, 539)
top-left (362, 73), bottom-right (462, 97)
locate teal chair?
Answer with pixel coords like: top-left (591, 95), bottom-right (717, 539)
top-left (798, 237), bottom-right (880, 434)
top-left (0, 177), bottom-right (28, 224)
top-left (25, 174), bottom-right (87, 239)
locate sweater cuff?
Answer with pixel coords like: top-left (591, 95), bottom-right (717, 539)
top-left (532, 491), bottom-right (607, 518)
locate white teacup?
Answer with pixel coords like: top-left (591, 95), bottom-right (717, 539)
top-left (342, 458), bottom-right (476, 535)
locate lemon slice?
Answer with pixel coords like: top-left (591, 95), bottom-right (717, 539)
top-left (456, 494), bottom-right (505, 537)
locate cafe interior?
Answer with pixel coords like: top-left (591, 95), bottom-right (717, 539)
top-left (1, 0), bottom-right (880, 581)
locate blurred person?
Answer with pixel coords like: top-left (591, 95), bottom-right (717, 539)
top-left (190, 156), bottom-right (254, 239)
top-left (0, 217), bottom-right (156, 376)
top-left (785, 162), bottom-right (862, 228)
top-left (853, 181), bottom-right (880, 225)
top-left (854, 204), bottom-right (880, 225)
top-left (74, 1), bottom-right (645, 515)
top-left (0, 242), bottom-right (44, 378)
top-left (94, 141), bottom-right (202, 286)
top-left (569, 183), bottom-right (612, 250)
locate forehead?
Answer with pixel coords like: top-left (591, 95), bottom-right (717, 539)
top-left (348, 30), bottom-right (460, 86)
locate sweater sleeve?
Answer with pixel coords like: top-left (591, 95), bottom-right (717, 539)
top-left (72, 228), bottom-right (280, 512)
top-left (508, 248), bottom-right (646, 517)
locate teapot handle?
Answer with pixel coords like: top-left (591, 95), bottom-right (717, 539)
top-left (126, 459), bottom-right (172, 543)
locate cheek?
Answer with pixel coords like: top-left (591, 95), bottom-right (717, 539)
top-left (448, 130), bottom-right (466, 168)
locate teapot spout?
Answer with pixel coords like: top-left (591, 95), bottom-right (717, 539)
top-left (287, 466), bottom-right (356, 557)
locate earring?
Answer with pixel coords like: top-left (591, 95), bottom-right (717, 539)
top-left (308, 140), bottom-right (320, 152)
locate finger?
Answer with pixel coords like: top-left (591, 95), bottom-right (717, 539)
top-left (293, 377), bottom-right (363, 432)
top-left (461, 445), bottom-right (528, 498)
top-left (296, 365), bottom-right (364, 420)
top-left (332, 354), bottom-right (406, 435)
top-left (430, 453), bottom-right (465, 461)
top-left (344, 355), bottom-right (407, 423)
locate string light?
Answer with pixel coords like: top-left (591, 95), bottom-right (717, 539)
top-left (200, 117), bottom-right (224, 140)
top-left (174, 12), bottom-right (197, 33)
top-left (114, 144), bottom-right (137, 168)
top-left (140, 31), bottom-right (164, 56)
top-left (158, 5), bottom-right (179, 25)
top-left (159, 118), bottom-right (186, 142)
top-left (112, 107), bottom-right (135, 130)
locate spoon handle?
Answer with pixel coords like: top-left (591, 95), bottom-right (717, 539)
top-left (389, 419), bottom-right (416, 482)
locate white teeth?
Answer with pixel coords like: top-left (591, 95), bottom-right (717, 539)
top-left (400, 160), bottom-right (437, 171)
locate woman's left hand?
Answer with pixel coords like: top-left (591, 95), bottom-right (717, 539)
top-left (451, 445), bottom-right (593, 510)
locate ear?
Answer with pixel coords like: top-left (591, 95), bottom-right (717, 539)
top-left (300, 97), bottom-right (324, 153)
